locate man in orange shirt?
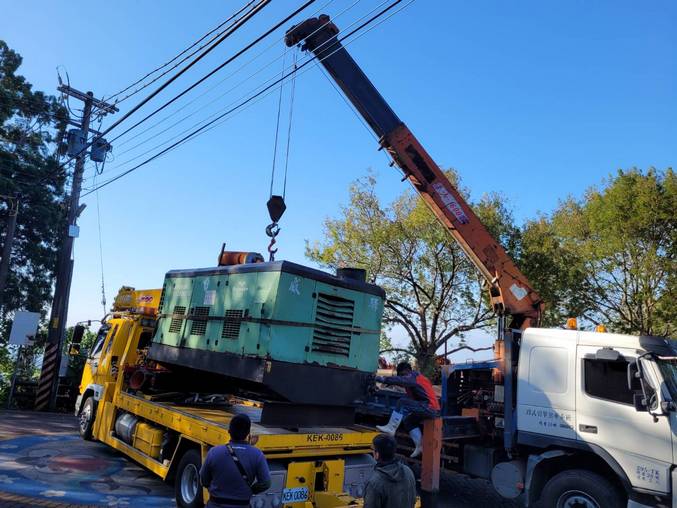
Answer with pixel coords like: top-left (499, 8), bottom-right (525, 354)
top-left (376, 362), bottom-right (441, 457)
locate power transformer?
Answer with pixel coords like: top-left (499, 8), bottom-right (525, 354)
top-left (147, 256), bottom-right (384, 411)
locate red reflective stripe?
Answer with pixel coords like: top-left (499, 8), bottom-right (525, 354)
top-left (416, 374), bottom-right (440, 411)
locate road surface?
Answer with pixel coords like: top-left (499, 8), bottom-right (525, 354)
top-left (0, 410), bottom-right (515, 507)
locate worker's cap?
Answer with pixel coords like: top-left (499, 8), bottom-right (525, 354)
top-left (229, 413), bottom-right (251, 441)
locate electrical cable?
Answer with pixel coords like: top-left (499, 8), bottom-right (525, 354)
top-left (315, 61), bottom-right (393, 166)
top-left (101, 1), bottom-right (269, 140)
top-left (82, 0), bottom-right (413, 195)
top-left (81, 2), bottom-right (355, 178)
top-left (82, 0), bottom-right (414, 196)
top-left (84, 0), bottom-right (384, 175)
top-left (110, 0), bottom-right (342, 153)
top-left (105, 0), bottom-right (258, 104)
top-left (105, 0), bottom-right (315, 148)
top-left (63, 0), bottom-right (271, 167)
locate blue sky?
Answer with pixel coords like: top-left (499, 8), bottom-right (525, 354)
top-left (3, 0), bottom-right (675, 357)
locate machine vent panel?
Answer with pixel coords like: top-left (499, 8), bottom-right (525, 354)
top-left (158, 286), bottom-right (166, 313)
top-left (168, 306), bottom-right (186, 333)
top-left (189, 306), bottom-right (210, 336)
top-left (221, 309), bottom-right (244, 339)
top-left (312, 293), bottom-right (354, 356)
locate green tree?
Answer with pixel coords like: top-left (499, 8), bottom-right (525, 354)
top-left (521, 168), bottom-right (675, 336)
top-left (0, 40), bottom-right (68, 401)
top-left (307, 172), bottom-right (513, 376)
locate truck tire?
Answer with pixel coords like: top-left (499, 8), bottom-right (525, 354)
top-left (175, 449), bottom-right (204, 508)
top-left (78, 397), bottom-right (95, 441)
top-left (540, 469), bottom-right (624, 508)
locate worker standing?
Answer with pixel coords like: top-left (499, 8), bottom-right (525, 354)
top-left (375, 361), bottom-right (440, 457)
top-left (200, 414), bottom-right (271, 507)
top-left (364, 434), bottom-right (417, 508)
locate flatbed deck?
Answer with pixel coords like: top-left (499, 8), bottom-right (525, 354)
top-left (114, 392), bottom-right (376, 458)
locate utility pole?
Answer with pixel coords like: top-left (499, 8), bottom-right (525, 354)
top-left (35, 86), bottom-right (117, 411)
top-left (0, 196), bottom-right (19, 313)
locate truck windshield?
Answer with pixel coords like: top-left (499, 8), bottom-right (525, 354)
top-left (656, 359), bottom-right (677, 401)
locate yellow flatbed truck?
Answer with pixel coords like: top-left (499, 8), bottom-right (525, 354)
top-left (74, 287), bottom-right (378, 508)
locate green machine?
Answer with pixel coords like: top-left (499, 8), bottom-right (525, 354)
top-left (148, 254), bottom-right (385, 413)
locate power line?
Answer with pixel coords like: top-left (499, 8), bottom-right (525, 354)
top-left (63, 0), bottom-right (270, 167)
top-left (96, 1), bottom-right (270, 144)
top-left (82, 0), bottom-right (413, 196)
top-left (84, 0), bottom-right (382, 177)
top-left (109, 0), bottom-right (341, 154)
top-left (105, 0), bottom-right (317, 147)
top-left (105, 0), bottom-right (259, 104)
top-left (83, 0), bottom-right (411, 192)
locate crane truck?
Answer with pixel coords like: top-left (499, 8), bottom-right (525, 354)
top-left (284, 14), bottom-right (677, 508)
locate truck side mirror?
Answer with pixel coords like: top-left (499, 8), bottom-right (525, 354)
top-left (633, 392), bottom-right (648, 412)
top-left (72, 324), bottom-right (85, 344)
top-left (628, 357), bottom-right (663, 417)
top-left (69, 344), bottom-right (81, 356)
top-left (627, 361), bottom-right (639, 391)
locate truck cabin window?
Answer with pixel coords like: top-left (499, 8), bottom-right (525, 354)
top-left (584, 358), bottom-right (642, 405)
top-left (89, 326), bottom-right (109, 359)
top-left (657, 359), bottom-right (677, 401)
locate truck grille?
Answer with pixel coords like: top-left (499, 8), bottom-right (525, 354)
top-left (221, 310), bottom-right (244, 339)
top-left (189, 306), bottom-right (210, 336)
top-left (312, 293), bottom-right (354, 356)
top-left (168, 306), bottom-right (186, 333)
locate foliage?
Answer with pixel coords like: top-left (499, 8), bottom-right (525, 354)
top-left (523, 168), bottom-right (675, 335)
top-left (307, 171), bottom-right (511, 376)
top-left (0, 40), bottom-right (68, 401)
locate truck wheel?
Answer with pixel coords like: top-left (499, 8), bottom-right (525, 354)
top-left (78, 397), bottom-right (95, 440)
top-left (175, 449), bottom-right (204, 508)
top-left (540, 469), bottom-right (624, 508)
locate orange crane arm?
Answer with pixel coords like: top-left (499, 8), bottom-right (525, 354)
top-left (286, 15), bottom-right (543, 329)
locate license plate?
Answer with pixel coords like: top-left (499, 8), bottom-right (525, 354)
top-left (281, 486), bottom-right (309, 504)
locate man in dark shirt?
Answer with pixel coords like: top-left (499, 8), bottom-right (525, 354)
top-left (375, 361), bottom-right (441, 457)
top-left (200, 414), bottom-right (271, 507)
top-left (364, 433), bottom-right (416, 508)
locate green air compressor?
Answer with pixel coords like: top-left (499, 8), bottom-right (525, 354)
top-left (147, 252), bottom-right (385, 412)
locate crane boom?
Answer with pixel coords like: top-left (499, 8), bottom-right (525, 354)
top-left (286, 15), bottom-right (543, 329)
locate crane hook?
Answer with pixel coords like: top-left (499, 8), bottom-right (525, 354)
top-left (265, 222), bottom-right (280, 261)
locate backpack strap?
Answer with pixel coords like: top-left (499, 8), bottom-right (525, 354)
top-left (226, 444), bottom-right (253, 488)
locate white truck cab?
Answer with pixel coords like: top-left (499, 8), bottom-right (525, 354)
top-left (512, 328), bottom-right (676, 507)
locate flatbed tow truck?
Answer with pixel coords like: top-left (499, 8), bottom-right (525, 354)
top-left (74, 287), bottom-right (379, 508)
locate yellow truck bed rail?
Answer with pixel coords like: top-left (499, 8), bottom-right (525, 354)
top-left (115, 392), bottom-right (375, 459)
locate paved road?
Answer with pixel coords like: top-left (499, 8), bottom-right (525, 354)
top-left (0, 410), bottom-right (174, 507)
top-left (0, 410), bottom-right (515, 507)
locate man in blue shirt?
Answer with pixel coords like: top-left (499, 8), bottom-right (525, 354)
top-left (200, 414), bottom-right (271, 507)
